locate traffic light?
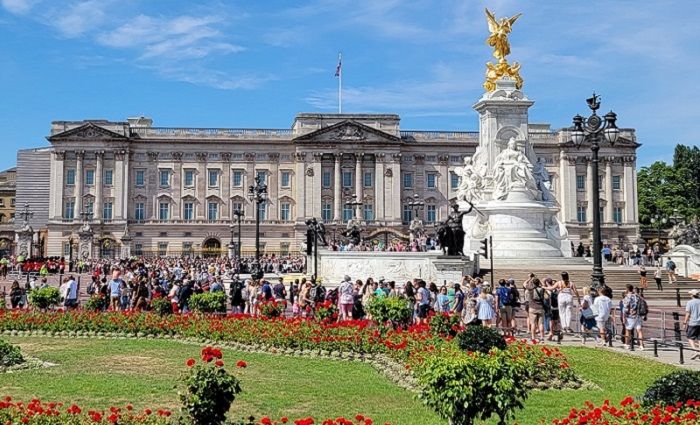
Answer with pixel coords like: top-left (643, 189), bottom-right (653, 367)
top-left (306, 229), bottom-right (314, 255)
top-left (479, 238), bottom-right (489, 259)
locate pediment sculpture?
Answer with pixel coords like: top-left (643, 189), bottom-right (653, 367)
top-left (334, 125), bottom-right (366, 141)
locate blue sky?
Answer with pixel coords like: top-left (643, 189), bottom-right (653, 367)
top-left (0, 0), bottom-right (698, 172)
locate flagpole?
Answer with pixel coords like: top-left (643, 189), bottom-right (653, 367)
top-left (338, 52), bottom-right (342, 114)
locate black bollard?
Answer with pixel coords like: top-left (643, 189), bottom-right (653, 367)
top-left (653, 340), bottom-right (658, 357)
top-left (676, 288), bottom-right (681, 308)
top-left (677, 343), bottom-right (684, 365)
top-left (673, 312), bottom-right (682, 341)
top-left (630, 331), bottom-right (635, 351)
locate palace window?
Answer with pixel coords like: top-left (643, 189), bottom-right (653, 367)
top-left (135, 170), bottom-right (145, 187)
top-left (182, 242), bottom-right (193, 256)
top-left (103, 202), bottom-right (113, 220)
top-left (85, 200), bottom-right (94, 216)
top-left (402, 205), bottom-right (413, 223)
top-left (159, 170), bottom-right (170, 188)
top-left (403, 172), bottom-right (413, 189)
top-left (231, 202), bottom-right (243, 217)
top-left (104, 169), bottom-right (113, 186)
top-left (450, 172), bottom-right (459, 190)
top-left (280, 202), bottom-right (291, 221)
top-left (184, 170), bottom-right (195, 187)
top-left (64, 199), bottom-right (75, 219)
top-left (208, 170), bottom-right (219, 188)
top-left (612, 175), bottom-right (621, 191)
top-left (342, 171), bottom-right (353, 188)
top-left (85, 169), bottom-right (95, 186)
top-left (577, 206), bottom-right (587, 223)
top-left (134, 202), bottom-right (145, 221)
top-left (257, 203), bottom-right (267, 221)
top-left (134, 243), bottom-right (143, 256)
top-left (280, 171), bottom-right (291, 188)
top-left (426, 205), bottom-right (437, 222)
top-left (158, 202), bottom-right (170, 220)
top-left (342, 205), bottom-right (353, 221)
top-left (576, 175), bottom-right (585, 191)
top-left (322, 171), bottom-right (331, 188)
top-left (322, 203), bottom-right (332, 221)
top-left (158, 242), bottom-right (168, 257)
top-left (363, 171), bottom-right (373, 188)
top-left (232, 170), bottom-right (243, 187)
top-left (65, 169), bottom-right (75, 186)
top-left (256, 170), bottom-right (267, 185)
top-left (207, 202), bottom-right (218, 221)
top-left (363, 204), bottom-right (374, 221)
top-left (613, 207), bottom-right (623, 224)
top-left (426, 173), bottom-right (437, 189)
top-left (183, 202), bottom-right (194, 221)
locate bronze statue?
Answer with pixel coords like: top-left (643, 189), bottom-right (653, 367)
top-left (437, 203), bottom-right (473, 256)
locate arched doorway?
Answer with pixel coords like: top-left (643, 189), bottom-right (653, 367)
top-left (100, 238), bottom-right (118, 259)
top-left (0, 238), bottom-right (13, 259)
top-left (202, 238), bottom-right (222, 258)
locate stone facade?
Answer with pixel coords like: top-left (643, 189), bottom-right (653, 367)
top-left (0, 167), bottom-right (16, 257)
top-left (35, 112), bottom-right (640, 258)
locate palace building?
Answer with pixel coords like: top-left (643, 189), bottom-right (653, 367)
top-left (16, 111), bottom-right (640, 259)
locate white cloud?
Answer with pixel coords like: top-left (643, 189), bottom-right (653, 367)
top-left (1, 0), bottom-right (37, 15)
top-left (51, 0), bottom-right (113, 38)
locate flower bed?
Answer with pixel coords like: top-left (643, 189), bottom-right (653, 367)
top-left (550, 398), bottom-right (700, 425)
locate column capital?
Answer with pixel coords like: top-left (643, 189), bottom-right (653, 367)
top-left (75, 150), bottom-right (86, 160)
top-left (355, 153), bottom-right (364, 161)
top-left (53, 150), bottom-right (66, 161)
top-left (375, 153), bottom-right (386, 163)
top-left (114, 149), bottom-right (128, 161)
top-left (293, 152), bottom-right (306, 163)
top-left (414, 154), bottom-right (425, 164)
top-left (438, 154), bottom-right (449, 165)
top-left (244, 152), bottom-right (256, 162)
top-left (391, 153), bottom-right (402, 162)
top-left (312, 153), bottom-right (323, 161)
top-left (334, 152), bottom-right (344, 162)
top-left (195, 152), bottom-right (208, 162)
top-left (268, 152), bottom-right (280, 163)
top-left (95, 150), bottom-right (105, 159)
top-left (147, 151), bottom-right (159, 162)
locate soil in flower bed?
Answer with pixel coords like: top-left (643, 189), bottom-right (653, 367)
top-left (0, 336), bottom-right (441, 425)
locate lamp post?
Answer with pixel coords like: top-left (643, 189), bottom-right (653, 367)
top-left (247, 175), bottom-right (267, 280)
top-left (232, 208), bottom-right (243, 260)
top-left (571, 93), bottom-right (621, 289)
top-left (306, 217), bottom-right (325, 279)
top-left (650, 214), bottom-right (667, 255)
top-left (344, 192), bottom-right (363, 220)
top-left (408, 193), bottom-right (425, 221)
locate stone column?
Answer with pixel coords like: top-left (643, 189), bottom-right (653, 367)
top-left (221, 153), bottom-right (231, 219)
top-left (605, 157), bottom-right (613, 224)
top-left (75, 150), bottom-right (85, 216)
top-left (439, 155), bottom-right (449, 219)
top-left (245, 153), bottom-right (256, 218)
top-left (390, 153), bottom-right (402, 222)
top-left (269, 153), bottom-right (280, 220)
top-left (196, 152), bottom-right (208, 219)
top-left (114, 150), bottom-right (126, 221)
top-left (146, 152), bottom-right (158, 220)
top-left (355, 153), bottom-right (363, 216)
top-left (50, 151), bottom-right (65, 220)
top-left (558, 152), bottom-right (569, 222)
top-left (95, 151), bottom-right (104, 221)
top-left (172, 152), bottom-right (183, 220)
top-left (122, 150), bottom-right (130, 221)
top-left (312, 153), bottom-right (323, 218)
top-left (374, 154), bottom-right (385, 220)
top-left (294, 153), bottom-right (306, 220)
top-left (333, 153), bottom-right (342, 221)
top-left (586, 157), bottom-right (594, 224)
top-left (623, 157), bottom-right (635, 223)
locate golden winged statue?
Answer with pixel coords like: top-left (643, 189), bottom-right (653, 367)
top-left (483, 8), bottom-right (524, 92)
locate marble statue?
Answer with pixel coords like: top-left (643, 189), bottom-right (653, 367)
top-left (409, 218), bottom-right (425, 242)
top-left (455, 157), bottom-right (484, 203)
top-left (533, 158), bottom-right (553, 202)
top-left (492, 138), bottom-right (539, 201)
top-left (670, 221), bottom-right (700, 247)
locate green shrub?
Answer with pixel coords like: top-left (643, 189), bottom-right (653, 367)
top-left (429, 312), bottom-right (462, 337)
top-left (414, 349), bottom-right (531, 425)
top-left (456, 325), bottom-right (506, 354)
top-left (181, 346), bottom-right (241, 425)
top-left (366, 296), bottom-right (412, 329)
top-left (189, 292), bottom-right (227, 314)
top-left (258, 300), bottom-right (285, 318)
top-left (315, 300), bottom-right (338, 322)
top-left (642, 370), bottom-right (700, 407)
top-left (28, 286), bottom-right (61, 310)
top-left (151, 297), bottom-right (173, 316)
top-left (83, 295), bottom-right (105, 312)
top-left (0, 339), bottom-right (24, 367)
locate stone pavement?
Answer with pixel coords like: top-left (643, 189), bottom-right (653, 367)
top-left (541, 334), bottom-right (700, 371)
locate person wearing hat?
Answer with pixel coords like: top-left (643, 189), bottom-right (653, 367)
top-left (684, 289), bottom-right (700, 359)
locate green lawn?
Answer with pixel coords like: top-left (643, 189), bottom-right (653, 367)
top-left (0, 337), bottom-right (678, 425)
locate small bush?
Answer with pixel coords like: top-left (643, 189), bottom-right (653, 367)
top-left (189, 292), bottom-right (227, 314)
top-left (181, 347), bottom-right (241, 425)
top-left (642, 370), bottom-right (700, 407)
top-left (83, 295), bottom-right (105, 312)
top-left (429, 312), bottom-right (462, 337)
top-left (0, 339), bottom-right (24, 367)
top-left (315, 300), bottom-right (338, 322)
top-left (366, 296), bottom-right (412, 329)
top-left (456, 326), bottom-right (506, 354)
top-left (258, 300), bottom-right (284, 318)
top-left (151, 297), bottom-right (173, 316)
top-left (28, 287), bottom-right (61, 310)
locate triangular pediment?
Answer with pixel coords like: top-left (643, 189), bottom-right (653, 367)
top-left (293, 120), bottom-right (400, 144)
top-left (47, 122), bottom-right (128, 142)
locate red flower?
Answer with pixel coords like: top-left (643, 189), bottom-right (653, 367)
top-left (236, 360), bottom-right (247, 368)
top-left (186, 358), bottom-right (196, 367)
top-left (215, 360), bottom-right (224, 367)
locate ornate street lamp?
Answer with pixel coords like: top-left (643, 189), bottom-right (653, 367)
top-left (247, 175), bottom-right (267, 280)
top-left (232, 208), bottom-right (244, 259)
top-left (408, 193), bottom-right (425, 220)
top-left (571, 93), bottom-right (620, 288)
top-left (305, 217), bottom-right (326, 280)
top-left (650, 214), bottom-right (667, 254)
top-left (344, 193), bottom-right (363, 220)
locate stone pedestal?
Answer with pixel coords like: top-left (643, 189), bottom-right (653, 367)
top-left (120, 236), bottom-right (133, 258)
top-left (78, 228), bottom-right (94, 260)
top-left (433, 256), bottom-right (474, 285)
top-left (15, 227), bottom-right (33, 257)
top-left (666, 245), bottom-right (700, 278)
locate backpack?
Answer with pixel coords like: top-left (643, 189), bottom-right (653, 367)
top-left (668, 260), bottom-right (676, 271)
top-left (311, 285), bottom-right (326, 304)
top-left (637, 297), bottom-right (649, 317)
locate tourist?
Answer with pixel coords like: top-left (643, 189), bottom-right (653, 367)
top-left (452, 283), bottom-right (465, 318)
top-left (120, 275), bottom-right (132, 311)
top-left (168, 280), bottom-right (181, 313)
top-left (638, 265), bottom-right (648, 295)
top-left (683, 289), bottom-right (700, 360)
top-left (579, 286), bottom-right (598, 340)
top-left (64, 275), bottom-right (78, 310)
top-left (507, 278), bottom-right (520, 334)
top-left (621, 284), bottom-right (645, 350)
top-left (548, 271), bottom-right (579, 333)
top-left (654, 267), bottom-right (663, 291)
top-left (415, 280), bottom-right (431, 325)
top-left (229, 276), bottom-right (244, 313)
top-left (666, 258), bottom-right (677, 284)
top-left (133, 278), bottom-right (149, 311)
top-left (9, 280), bottom-right (22, 309)
top-left (387, 281), bottom-right (397, 297)
top-left (593, 286), bottom-right (613, 347)
top-left (337, 275), bottom-right (354, 321)
top-left (525, 278), bottom-right (546, 341)
top-left (495, 279), bottom-right (512, 333)
top-left (108, 270), bottom-right (124, 311)
top-left (298, 280), bottom-right (313, 317)
top-left (545, 279), bottom-right (561, 342)
top-left (476, 285), bottom-right (496, 328)
top-left (437, 286), bottom-right (450, 313)
top-left (178, 279), bottom-right (194, 313)
top-left (210, 277), bottom-right (224, 293)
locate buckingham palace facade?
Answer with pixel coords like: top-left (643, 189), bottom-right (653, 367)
top-left (36, 113), bottom-right (640, 258)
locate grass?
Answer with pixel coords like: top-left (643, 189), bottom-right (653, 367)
top-left (0, 337), bottom-right (680, 425)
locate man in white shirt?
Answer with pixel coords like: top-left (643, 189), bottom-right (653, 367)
top-left (64, 275), bottom-right (78, 309)
top-left (593, 287), bottom-right (613, 346)
top-left (684, 289), bottom-right (700, 360)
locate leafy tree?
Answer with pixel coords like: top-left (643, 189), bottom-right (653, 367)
top-left (637, 160), bottom-right (697, 225)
